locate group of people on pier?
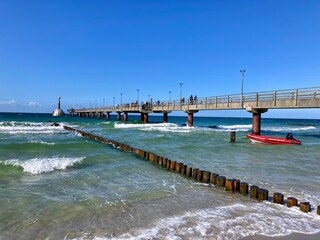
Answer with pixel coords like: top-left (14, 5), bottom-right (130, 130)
top-left (181, 95), bottom-right (198, 105)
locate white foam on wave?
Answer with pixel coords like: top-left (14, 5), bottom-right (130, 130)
top-left (88, 203), bottom-right (320, 240)
top-left (0, 121), bottom-right (65, 135)
top-left (30, 140), bottom-right (55, 145)
top-left (114, 122), bottom-right (193, 133)
top-left (217, 124), bottom-right (252, 132)
top-left (263, 126), bottom-right (316, 132)
top-left (0, 157), bottom-right (85, 174)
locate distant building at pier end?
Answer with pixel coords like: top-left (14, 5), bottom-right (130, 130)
top-left (52, 96), bottom-right (65, 117)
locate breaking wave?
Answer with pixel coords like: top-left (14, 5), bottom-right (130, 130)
top-left (86, 203), bottom-right (320, 240)
top-left (114, 122), bottom-right (193, 133)
top-left (0, 121), bottom-right (65, 134)
top-left (0, 157), bottom-right (85, 174)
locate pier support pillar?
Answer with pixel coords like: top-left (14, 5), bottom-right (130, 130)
top-left (143, 113), bottom-right (149, 124)
top-left (246, 108), bottom-right (268, 135)
top-left (185, 110), bottom-right (198, 127)
top-left (98, 112), bottom-right (102, 119)
top-left (106, 112), bottom-right (110, 120)
top-left (117, 112), bottom-right (121, 121)
top-left (188, 113), bottom-right (193, 126)
top-left (91, 112), bottom-right (95, 118)
top-left (124, 112), bottom-right (128, 122)
top-left (86, 112), bottom-right (89, 118)
top-left (163, 112), bottom-right (168, 123)
top-left (141, 113), bottom-right (144, 121)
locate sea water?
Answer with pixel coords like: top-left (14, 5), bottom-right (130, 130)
top-left (0, 112), bottom-right (320, 240)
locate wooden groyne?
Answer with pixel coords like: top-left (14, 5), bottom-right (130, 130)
top-left (63, 126), bottom-right (319, 215)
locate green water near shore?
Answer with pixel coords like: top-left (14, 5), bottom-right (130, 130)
top-left (1, 113), bottom-right (320, 239)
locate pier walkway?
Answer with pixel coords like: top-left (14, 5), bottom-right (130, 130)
top-left (69, 86), bottom-right (320, 134)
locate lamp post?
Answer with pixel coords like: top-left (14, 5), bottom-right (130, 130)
top-left (137, 89), bottom-right (140, 105)
top-left (103, 98), bottom-right (105, 108)
top-left (169, 90), bottom-right (172, 102)
top-left (120, 93), bottom-right (123, 106)
top-left (113, 97), bottom-right (115, 110)
top-left (179, 82), bottom-right (183, 109)
top-left (240, 69), bottom-right (246, 108)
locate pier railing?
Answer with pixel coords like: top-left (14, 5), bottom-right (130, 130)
top-left (72, 86), bottom-right (320, 113)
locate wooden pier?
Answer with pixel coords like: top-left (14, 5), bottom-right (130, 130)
top-left (69, 86), bottom-right (320, 134)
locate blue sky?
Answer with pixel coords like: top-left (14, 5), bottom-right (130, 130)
top-left (0, 0), bottom-right (320, 118)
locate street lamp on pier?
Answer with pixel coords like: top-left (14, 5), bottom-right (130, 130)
top-left (120, 93), bottom-right (123, 106)
top-left (179, 82), bottom-right (183, 109)
top-left (240, 70), bottom-right (246, 108)
top-left (169, 90), bottom-right (172, 102)
top-left (137, 89), bottom-right (140, 105)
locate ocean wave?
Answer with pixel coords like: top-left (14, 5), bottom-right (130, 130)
top-left (30, 141), bottom-right (56, 145)
top-left (89, 203), bottom-right (320, 240)
top-left (263, 126), bottom-right (316, 132)
top-left (0, 121), bottom-right (65, 134)
top-left (114, 122), bottom-right (193, 133)
top-left (113, 122), bottom-right (317, 134)
top-left (215, 124), bottom-right (252, 132)
top-left (0, 157), bottom-right (85, 174)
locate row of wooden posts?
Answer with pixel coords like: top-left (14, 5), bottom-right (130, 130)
top-left (63, 126), bottom-right (320, 215)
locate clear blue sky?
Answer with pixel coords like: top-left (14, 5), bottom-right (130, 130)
top-left (1, 0), bottom-right (320, 118)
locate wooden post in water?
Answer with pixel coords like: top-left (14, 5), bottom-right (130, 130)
top-left (300, 202), bottom-right (311, 213)
top-left (250, 185), bottom-right (259, 199)
top-left (217, 176), bottom-right (226, 187)
top-left (170, 161), bottom-right (176, 171)
top-left (192, 168), bottom-right (199, 180)
top-left (230, 131), bottom-right (236, 142)
top-left (185, 166), bottom-right (192, 177)
top-left (317, 206), bottom-right (320, 215)
top-left (175, 162), bottom-right (182, 173)
top-left (166, 159), bottom-right (171, 169)
top-left (181, 165), bottom-right (187, 175)
top-left (154, 155), bottom-right (159, 163)
top-left (226, 179), bottom-right (235, 191)
top-left (210, 173), bottom-right (219, 185)
top-left (233, 179), bottom-right (240, 192)
top-left (164, 158), bottom-right (168, 168)
top-left (258, 188), bottom-right (269, 201)
top-left (240, 182), bottom-right (249, 195)
top-left (287, 197), bottom-right (298, 207)
top-left (203, 171), bottom-right (211, 184)
top-left (273, 193), bottom-right (284, 204)
top-left (196, 170), bottom-right (204, 182)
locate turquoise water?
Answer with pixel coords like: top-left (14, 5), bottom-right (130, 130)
top-left (1, 112), bottom-right (320, 239)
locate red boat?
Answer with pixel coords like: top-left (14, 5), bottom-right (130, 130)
top-left (246, 134), bottom-right (301, 145)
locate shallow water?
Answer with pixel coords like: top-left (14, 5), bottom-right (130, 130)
top-left (0, 113), bottom-right (320, 239)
